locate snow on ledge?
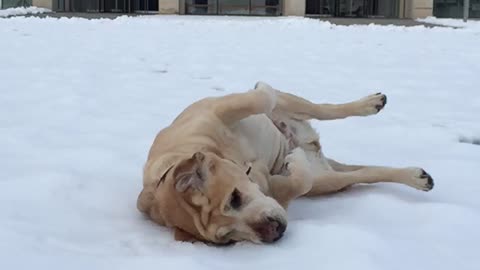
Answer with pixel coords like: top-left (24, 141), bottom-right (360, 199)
top-left (0, 6), bottom-right (51, 18)
top-left (418, 16), bottom-right (480, 30)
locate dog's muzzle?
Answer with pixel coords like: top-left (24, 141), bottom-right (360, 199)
top-left (251, 217), bottom-right (287, 243)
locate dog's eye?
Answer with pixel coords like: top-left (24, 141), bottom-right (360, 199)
top-left (245, 166), bottom-right (252, 175)
top-left (230, 188), bottom-right (242, 210)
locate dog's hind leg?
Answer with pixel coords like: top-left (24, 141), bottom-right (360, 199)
top-left (305, 165), bottom-right (434, 196)
top-left (213, 85), bottom-right (277, 125)
top-left (326, 158), bottom-right (366, 172)
top-left (255, 82), bottom-right (387, 121)
top-left (269, 148), bottom-right (314, 208)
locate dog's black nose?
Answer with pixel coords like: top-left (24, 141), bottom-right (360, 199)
top-left (269, 217), bottom-right (287, 239)
top-left (253, 217), bottom-right (287, 243)
top-left (275, 220), bottom-right (287, 239)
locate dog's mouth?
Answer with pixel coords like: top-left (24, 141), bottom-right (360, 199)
top-left (208, 239), bottom-right (238, 247)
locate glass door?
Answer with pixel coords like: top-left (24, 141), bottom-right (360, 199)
top-left (307, 0), bottom-right (398, 17)
top-left (365, 0), bottom-right (398, 18)
top-left (70, 0), bottom-right (101, 12)
top-left (306, 0), bottom-right (335, 16)
top-left (132, 0), bottom-right (158, 13)
top-left (251, 0), bottom-right (282, 16)
top-left (104, 0), bottom-right (127, 12)
top-left (186, 0), bottom-right (218, 14)
top-left (218, 0), bottom-right (249, 15)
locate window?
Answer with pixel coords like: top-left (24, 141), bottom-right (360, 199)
top-left (53, 0), bottom-right (158, 12)
top-left (306, 0), bottom-right (398, 18)
top-left (434, 0), bottom-right (480, 18)
top-left (2, 0), bottom-right (32, 9)
top-left (186, 0), bottom-right (282, 16)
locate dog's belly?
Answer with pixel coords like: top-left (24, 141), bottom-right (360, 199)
top-left (232, 115), bottom-right (289, 173)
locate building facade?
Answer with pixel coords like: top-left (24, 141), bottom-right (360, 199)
top-left (2, 0), bottom-right (479, 19)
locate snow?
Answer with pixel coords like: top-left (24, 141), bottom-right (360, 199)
top-left (0, 6), bottom-right (51, 18)
top-left (1, 15), bottom-right (479, 270)
top-left (418, 16), bottom-right (480, 30)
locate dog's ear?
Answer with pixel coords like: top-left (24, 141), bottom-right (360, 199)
top-left (137, 164), bottom-right (174, 216)
top-left (173, 152), bottom-right (206, 192)
top-left (137, 187), bottom-right (155, 214)
top-left (137, 187), bottom-right (166, 226)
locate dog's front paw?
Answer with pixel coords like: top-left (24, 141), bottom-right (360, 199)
top-left (355, 93), bottom-right (387, 116)
top-left (284, 148), bottom-right (313, 194)
top-left (252, 81), bottom-right (277, 113)
top-left (404, 167), bottom-right (434, 191)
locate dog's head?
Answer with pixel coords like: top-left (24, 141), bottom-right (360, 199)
top-left (137, 152), bottom-right (287, 245)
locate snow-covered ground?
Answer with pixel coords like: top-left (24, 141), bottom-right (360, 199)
top-left (0, 6), bottom-right (50, 18)
top-left (418, 16), bottom-right (480, 30)
top-left (1, 15), bottom-right (479, 270)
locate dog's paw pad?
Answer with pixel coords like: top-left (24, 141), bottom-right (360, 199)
top-left (419, 169), bottom-right (434, 191)
top-left (408, 168), bottom-right (434, 191)
top-left (357, 93), bottom-right (387, 116)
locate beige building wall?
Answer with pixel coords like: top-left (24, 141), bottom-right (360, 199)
top-left (32, 0), bottom-right (52, 9)
top-left (159, 0), bottom-right (180, 14)
top-left (405, 0), bottom-right (433, 18)
top-left (283, 0), bottom-right (305, 16)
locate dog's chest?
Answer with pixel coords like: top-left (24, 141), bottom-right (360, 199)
top-left (230, 115), bottom-right (289, 173)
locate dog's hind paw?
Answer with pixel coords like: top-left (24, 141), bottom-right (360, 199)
top-left (284, 148), bottom-right (313, 194)
top-left (405, 167), bottom-right (435, 192)
top-left (253, 82), bottom-right (277, 113)
top-left (285, 148), bottom-right (309, 171)
top-left (355, 92), bottom-right (387, 116)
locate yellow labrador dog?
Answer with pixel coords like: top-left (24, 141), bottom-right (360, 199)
top-left (137, 82), bottom-right (434, 245)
